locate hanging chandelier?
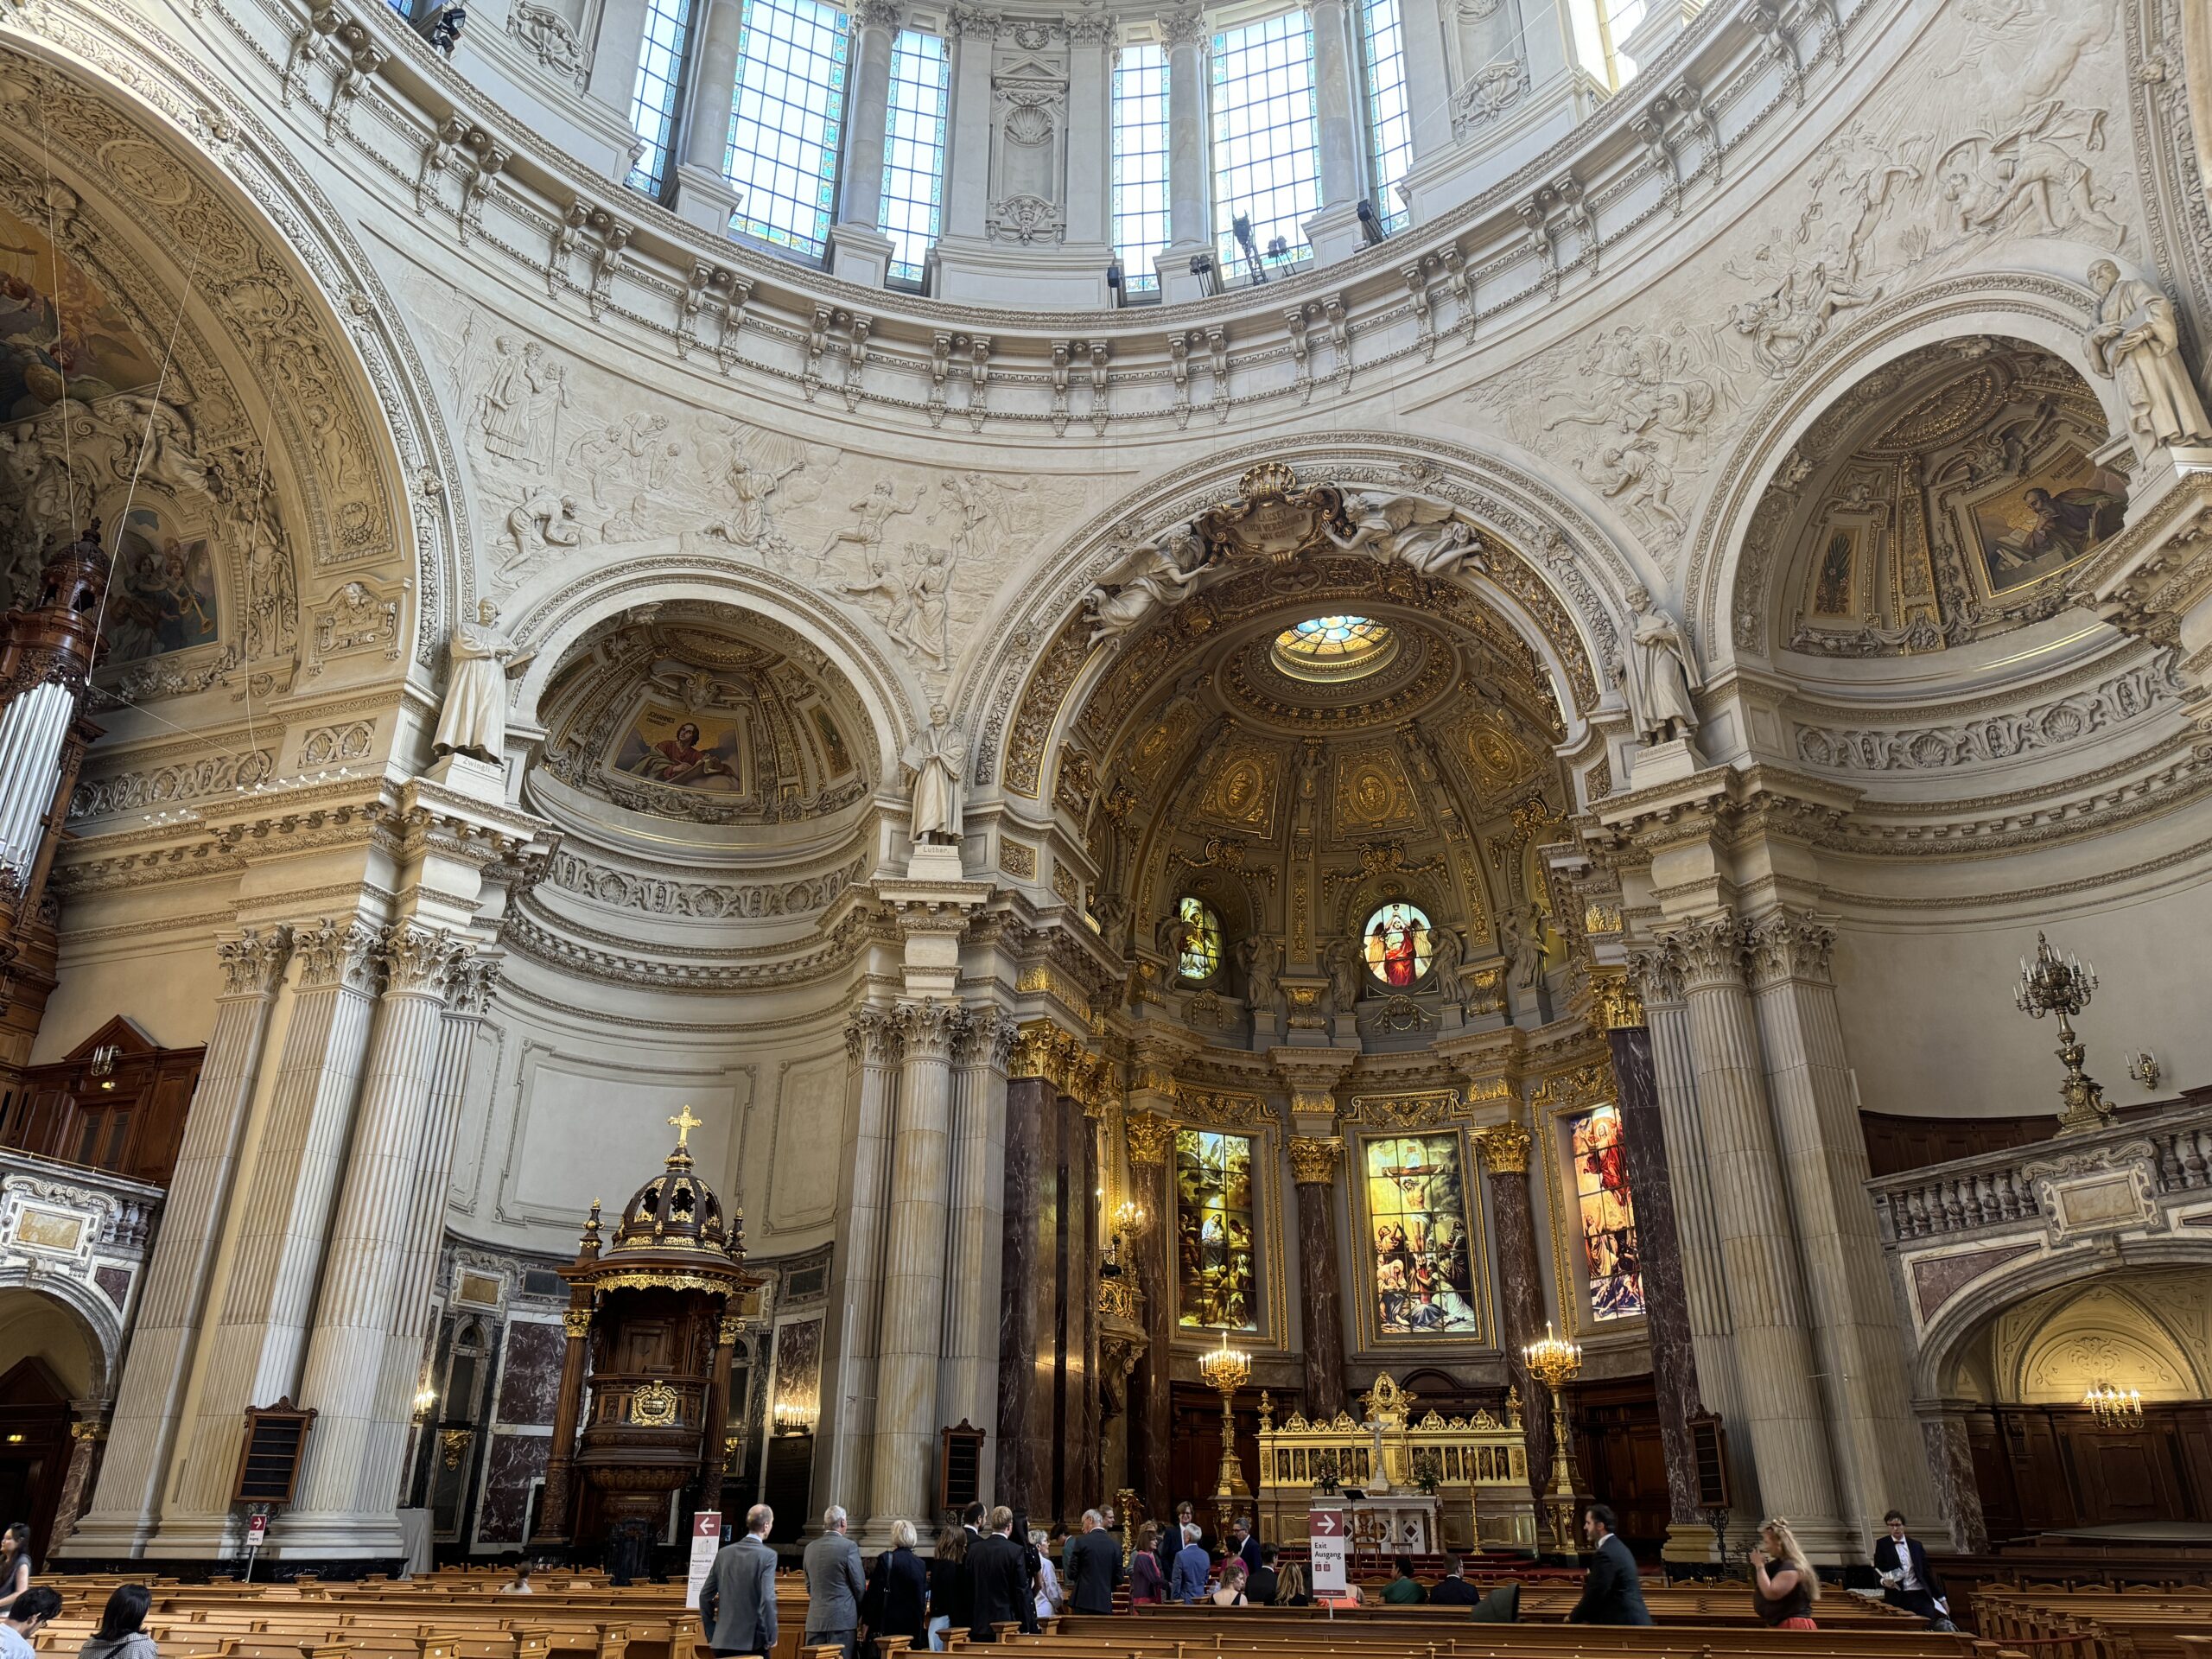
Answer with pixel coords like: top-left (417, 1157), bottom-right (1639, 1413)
top-left (2082, 1381), bottom-right (2143, 1428)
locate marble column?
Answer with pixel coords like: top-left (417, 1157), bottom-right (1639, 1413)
top-left (531, 1301), bottom-right (593, 1545)
top-left (51, 1410), bottom-right (106, 1548)
top-left (1064, 1082), bottom-right (1104, 1524)
top-left (939, 1011), bottom-right (1014, 1497)
top-left (1631, 938), bottom-right (1756, 1544)
top-left (69, 925), bottom-right (291, 1555)
top-left (1122, 1109), bottom-right (1176, 1523)
top-left (158, 917), bottom-right (384, 1552)
top-left (373, 957), bottom-right (498, 1506)
top-left (285, 925), bottom-right (469, 1550)
top-left (1287, 1137), bottom-right (1348, 1421)
top-left (1597, 977), bottom-right (1707, 1541)
top-left (667, 0), bottom-right (748, 229)
top-left (1477, 1121), bottom-right (1554, 1499)
top-left (830, 0), bottom-right (905, 282)
top-left (1748, 910), bottom-right (1940, 1539)
top-left (1924, 1401), bottom-right (1989, 1552)
top-left (825, 1007), bottom-right (900, 1519)
top-left (1156, 7), bottom-right (1212, 299)
top-left (868, 1000), bottom-right (960, 1536)
top-left (996, 1068), bottom-right (1056, 1519)
top-left (1669, 913), bottom-right (1847, 1556)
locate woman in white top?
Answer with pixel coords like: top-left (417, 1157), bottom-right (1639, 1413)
top-left (1029, 1529), bottom-right (1062, 1619)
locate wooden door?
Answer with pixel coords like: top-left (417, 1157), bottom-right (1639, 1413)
top-left (1573, 1379), bottom-right (1669, 1550)
top-left (1167, 1383), bottom-right (1259, 1544)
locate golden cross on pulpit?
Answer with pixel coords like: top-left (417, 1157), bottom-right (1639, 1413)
top-left (668, 1104), bottom-right (702, 1149)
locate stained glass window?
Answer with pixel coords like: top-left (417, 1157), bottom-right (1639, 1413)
top-left (881, 29), bottom-right (950, 282)
top-left (1360, 0), bottom-right (1414, 231)
top-left (1176, 896), bottom-right (1224, 982)
top-left (1210, 10), bottom-right (1320, 276)
top-left (1175, 1129), bottom-right (1255, 1330)
top-left (726, 0), bottom-right (850, 258)
top-left (1363, 901), bottom-right (1433, 988)
top-left (1112, 42), bottom-right (1171, 295)
top-left (1572, 1102), bottom-right (1645, 1320)
top-left (1274, 614), bottom-right (1396, 679)
top-left (626, 0), bottom-right (694, 194)
top-left (1365, 1134), bottom-right (1480, 1335)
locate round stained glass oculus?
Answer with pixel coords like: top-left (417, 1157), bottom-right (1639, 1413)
top-left (1176, 896), bottom-right (1224, 982)
top-left (1271, 614), bottom-right (1399, 681)
top-left (1363, 901), bottom-right (1433, 988)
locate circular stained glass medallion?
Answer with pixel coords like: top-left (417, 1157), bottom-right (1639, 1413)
top-left (1272, 614), bottom-right (1398, 681)
top-left (1177, 896), bottom-right (1224, 982)
top-left (1363, 901), bottom-right (1433, 988)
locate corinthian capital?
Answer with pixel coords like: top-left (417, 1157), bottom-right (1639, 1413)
top-left (956, 1006), bottom-right (1020, 1071)
top-left (294, 918), bottom-right (383, 994)
top-left (1124, 1109), bottom-right (1176, 1166)
top-left (859, 0), bottom-right (906, 30)
top-left (1160, 6), bottom-right (1208, 47)
top-left (1666, 913), bottom-right (1750, 992)
top-left (1477, 1119), bottom-right (1532, 1176)
top-left (1287, 1135), bottom-right (1343, 1185)
top-left (1625, 938), bottom-right (1686, 1006)
top-left (896, 998), bottom-right (961, 1058)
top-left (845, 1004), bottom-right (900, 1066)
top-left (382, 923), bottom-right (468, 995)
top-left (1745, 908), bottom-right (1836, 989)
top-left (217, 925), bottom-right (294, 998)
top-left (449, 956), bottom-right (502, 1017)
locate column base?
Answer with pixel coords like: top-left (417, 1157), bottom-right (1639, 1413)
top-left (267, 1511), bottom-right (407, 1558)
top-left (930, 235), bottom-right (1116, 306)
top-left (52, 1515), bottom-right (158, 1560)
top-left (830, 223), bottom-right (896, 287)
top-left (1155, 242), bottom-right (1215, 304)
top-left (421, 751), bottom-right (506, 802)
top-left (1660, 1518), bottom-right (1722, 1563)
top-left (1302, 200), bottom-right (1370, 266)
top-left (669, 164), bottom-right (744, 235)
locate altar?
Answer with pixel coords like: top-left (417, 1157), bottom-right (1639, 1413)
top-left (1253, 1374), bottom-right (1536, 1554)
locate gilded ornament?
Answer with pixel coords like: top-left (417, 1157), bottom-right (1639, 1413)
top-left (1124, 1111), bottom-right (1176, 1165)
top-left (1587, 971), bottom-right (1647, 1030)
top-left (563, 1307), bottom-right (592, 1338)
top-left (1287, 1135), bottom-right (1344, 1185)
top-left (1478, 1120), bottom-right (1532, 1174)
top-left (629, 1380), bottom-right (680, 1426)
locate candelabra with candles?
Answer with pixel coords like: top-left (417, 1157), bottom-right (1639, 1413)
top-left (2014, 932), bottom-right (2115, 1135)
top-left (2082, 1381), bottom-right (2143, 1428)
top-left (1198, 1325), bottom-right (1252, 1499)
top-left (1103, 1198), bottom-right (1145, 1274)
top-left (1522, 1322), bottom-right (1584, 1550)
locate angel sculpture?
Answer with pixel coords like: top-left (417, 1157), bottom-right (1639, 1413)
top-left (1086, 522), bottom-right (1224, 645)
top-left (1325, 492), bottom-right (1489, 577)
top-left (1155, 908), bottom-right (1196, 965)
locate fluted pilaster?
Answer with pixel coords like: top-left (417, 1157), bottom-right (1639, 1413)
top-left (824, 1005), bottom-right (900, 1513)
top-left (939, 1008), bottom-right (1014, 1496)
top-left (158, 917), bottom-right (383, 1549)
top-left (71, 926), bottom-right (291, 1554)
top-left (284, 925), bottom-right (471, 1548)
top-left (1668, 912), bottom-right (1845, 1550)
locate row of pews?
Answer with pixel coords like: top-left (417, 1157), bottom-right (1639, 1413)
top-left (19, 1567), bottom-right (2211, 1659)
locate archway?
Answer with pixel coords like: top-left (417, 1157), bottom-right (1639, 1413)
top-left (0, 1287), bottom-right (105, 1560)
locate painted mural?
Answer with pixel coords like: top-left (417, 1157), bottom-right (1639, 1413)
top-left (0, 204), bottom-right (162, 420)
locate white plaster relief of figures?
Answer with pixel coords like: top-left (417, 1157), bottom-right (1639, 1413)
top-left (1793, 651), bottom-right (2184, 771)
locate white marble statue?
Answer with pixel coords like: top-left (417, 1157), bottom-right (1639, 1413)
top-left (905, 705), bottom-right (967, 842)
top-left (1322, 934), bottom-right (1364, 1014)
top-left (1086, 522), bottom-right (1224, 645)
top-left (2087, 260), bottom-right (2212, 453)
top-left (1618, 585), bottom-right (1702, 745)
top-left (1501, 905), bottom-right (1546, 988)
top-left (1325, 492), bottom-right (1489, 577)
top-left (1427, 924), bottom-right (1464, 1002)
top-left (432, 600), bottom-right (531, 765)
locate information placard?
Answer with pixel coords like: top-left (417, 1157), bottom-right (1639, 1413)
top-left (1309, 1503), bottom-right (1347, 1595)
top-left (686, 1510), bottom-right (722, 1610)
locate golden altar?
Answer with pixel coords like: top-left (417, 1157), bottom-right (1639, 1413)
top-left (1253, 1375), bottom-right (1537, 1554)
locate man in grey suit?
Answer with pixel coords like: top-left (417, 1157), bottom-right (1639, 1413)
top-left (700, 1504), bottom-right (778, 1657)
top-left (802, 1504), bottom-right (867, 1659)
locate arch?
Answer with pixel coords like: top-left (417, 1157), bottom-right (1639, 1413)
top-left (1909, 1236), bottom-right (2212, 1402)
top-left (1683, 270), bottom-right (2128, 666)
top-left (961, 435), bottom-right (1653, 804)
top-left (0, 1276), bottom-right (118, 1402)
top-left (505, 545), bottom-right (928, 782)
top-left (0, 35), bottom-right (474, 671)
top-left (2008, 1281), bottom-right (2204, 1404)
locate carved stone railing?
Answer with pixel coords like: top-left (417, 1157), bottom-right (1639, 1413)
top-left (1866, 1099), bottom-right (2212, 1375)
top-left (0, 1148), bottom-right (164, 1339)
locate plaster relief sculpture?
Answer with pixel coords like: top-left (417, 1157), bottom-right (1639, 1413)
top-left (1427, 924), bottom-right (1465, 1006)
top-left (1322, 934), bottom-right (1363, 1015)
top-left (433, 599), bottom-right (533, 764)
top-left (1934, 102), bottom-right (2126, 250)
top-left (843, 540), bottom-right (957, 670)
top-left (571, 412), bottom-right (671, 510)
top-left (1500, 904), bottom-right (1545, 988)
top-left (1238, 933), bottom-right (1282, 1023)
top-left (1579, 442), bottom-right (1685, 535)
top-left (2085, 261), bottom-right (2212, 453)
top-left (1325, 493), bottom-right (1490, 577)
top-left (821, 478), bottom-right (922, 566)
top-left (1618, 586), bottom-right (1702, 746)
top-left (1085, 521), bottom-right (1225, 645)
top-left (502, 486), bottom-right (585, 579)
top-left (475, 334), bottom-right (569, 473)
top-left (905, 705), bottom-right (967, 842)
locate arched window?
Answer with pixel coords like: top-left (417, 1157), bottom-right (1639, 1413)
top-left (1362, 900), bottom-right (1432, 988)
top-left (1176, 896), bottom-right (1224, 982)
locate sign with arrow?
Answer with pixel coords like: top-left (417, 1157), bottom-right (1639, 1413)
top-left (1309, 1503), bottom-right (1347, 1594)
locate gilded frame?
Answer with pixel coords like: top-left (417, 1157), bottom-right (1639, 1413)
top-left (1342, 1087), bottom-right (1495, 1350)
top-left (1534, 1062), bottom-right (1649, 1339)
top-left (1167, 1087), bottom-right (1289, 1351)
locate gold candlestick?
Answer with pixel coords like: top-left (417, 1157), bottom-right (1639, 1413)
top-left (1198, 1325), bottom-right (1252, 1499)
top-left (2014, 932), bottom-right (2113, 1135)
top-left (1522, 1322), bottom-right (1583, 1548)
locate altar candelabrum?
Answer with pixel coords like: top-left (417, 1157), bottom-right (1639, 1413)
top-left (1198, 1325), bottom-right (1253, 1500)
top-left (1522, 1322), bottom-right (1583, 1547)
top-left (2015, 931), bottom-right (2115, 1135)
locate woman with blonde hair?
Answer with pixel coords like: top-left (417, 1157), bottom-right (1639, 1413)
top-left (1751, 1517), bottom-right (1820, 1630)
top-left (1273, 1560), bottom-right (1309, 1607)
top-left (1210, 1559), bottom-right (1249, 1608)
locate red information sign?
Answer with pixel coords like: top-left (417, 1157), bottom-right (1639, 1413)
top-left (686, 1510), bottom-right (722, 1610)
top-left (245, 1512), bottom-right (268, 1549)
top-left (1308, 1504), bottom-right (1346, 1594)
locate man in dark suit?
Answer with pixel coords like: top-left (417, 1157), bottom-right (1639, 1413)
top-left (1246, 1543), bottom-right (1280, 1606)
top-left (1229, 1516), bottom-right (1262, 1581)
top-left (699, 1503), bottom-right (779, 1656)
top-left (1429, 1555), bottom-right (1482, 1605)
top-left (1874, 1511), bottom-right (1949, 1624)
top-left (1065, 1508), bottom-right (1123, 1615)
top-left (968, 1505), bottom-right (1040, 1643)
top-left (1567, 1504), bottom-right (1650, 1626)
